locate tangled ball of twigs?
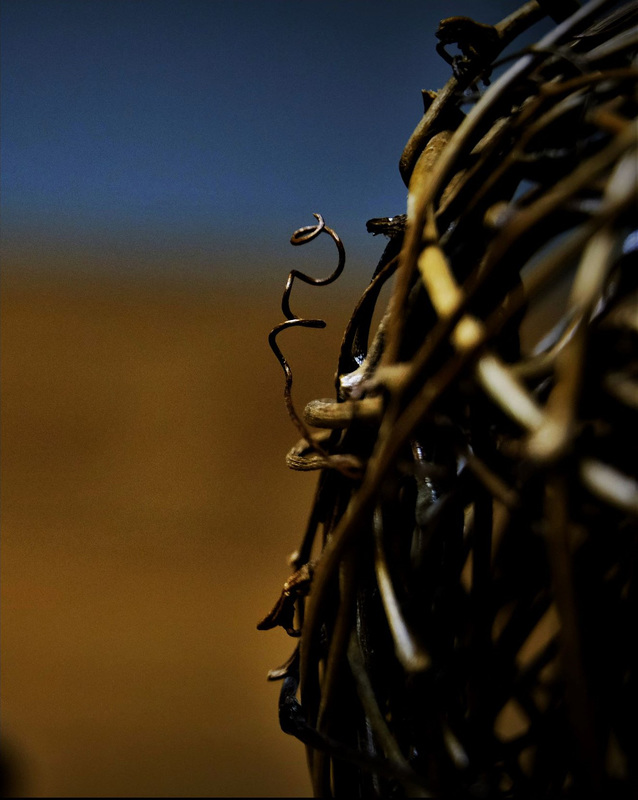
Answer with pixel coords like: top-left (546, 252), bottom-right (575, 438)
top-left (260, 1), bottom-right (638, 796)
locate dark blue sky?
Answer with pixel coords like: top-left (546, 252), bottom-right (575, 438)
top-left (2, 0), bottom-right (531, 281)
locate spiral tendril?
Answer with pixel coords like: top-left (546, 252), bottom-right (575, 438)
top-left (268, 214), bottom-right (358, 478)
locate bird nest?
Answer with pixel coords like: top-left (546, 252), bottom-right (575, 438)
top-left (259, 1), bottom-right (638, 796)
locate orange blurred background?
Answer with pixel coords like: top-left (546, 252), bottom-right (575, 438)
top-left (1, 261), bottom-right (363, 797)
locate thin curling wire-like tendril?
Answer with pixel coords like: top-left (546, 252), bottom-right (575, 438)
top-left (268, 214), bottom-right (360, 479)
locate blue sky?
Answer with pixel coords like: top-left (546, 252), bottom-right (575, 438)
top-left (2, 0), bottom-right (529, 281)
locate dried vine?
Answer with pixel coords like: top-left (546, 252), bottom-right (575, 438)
top-left (260, 1), bottom-right (638, 796)
top-left (267, 212), bottom-right (362, 479)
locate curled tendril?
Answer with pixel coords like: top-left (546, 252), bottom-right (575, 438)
top-left (281, 213), bottom-right (345, 319)
top-left (268, 214), bottom-right (358, 478)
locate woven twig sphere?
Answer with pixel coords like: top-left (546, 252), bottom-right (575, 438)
top-left (260, 2), bottom-right (638, 796)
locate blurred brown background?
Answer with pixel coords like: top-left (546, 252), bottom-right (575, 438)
top-left (1, 265), bottom-right (361, 797)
